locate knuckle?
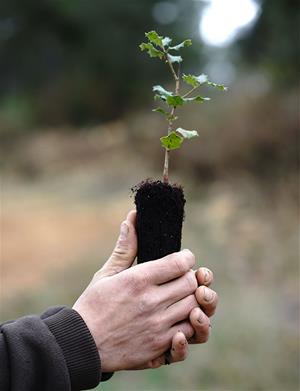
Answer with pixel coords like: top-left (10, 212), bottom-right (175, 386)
top-left (149, 316), bottom-right (161, 332)
top-left (184, 271), bottom-right (198, 292)
top-left (127, 271), bottom-right (148, 293)
top-left (182, 249), bottom-right (196, 267)
top-left (187, 294), bottom-right (198, 310)
top-left (173, 255), bottom-right (188, 275)
top-left (138, 291), bottom-right (157, 314)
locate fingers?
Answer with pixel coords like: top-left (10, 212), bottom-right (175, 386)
top-left (165, 294), bottom-right (198, 326)
top-left (158, 270), bottom-right (197, 307)
top-left (195, 286), bottom-right (218, 317)
top-left (188, 307), bottom-right (211, 344)
top-left (137, 249), bottom-right (195, 285)
top-left (94, 210), bottom-right (137, 280)
top-left (168, 321), bottom-right (195, 342)
top-left (195, 267), bottom-right (214, 287)
top-left (141, 332), bottom-right (189, 369)
top-left (169, 331), bottom-right (189, 363)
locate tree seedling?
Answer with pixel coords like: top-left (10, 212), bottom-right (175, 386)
top-left (140, 30), bottom-right (227, 184)
top-left (134, 31), bottom-right (227, 263)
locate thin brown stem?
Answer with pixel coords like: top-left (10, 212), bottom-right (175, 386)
top-left (162, 51), bottom-right (181, 184)
top-left (163, 149), bottom-right (169, 183)
top-left (182, 85), bottom-right (198, 98)
top-left (165, 53), bottom-right (179, 82)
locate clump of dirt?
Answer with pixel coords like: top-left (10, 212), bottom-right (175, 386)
top-left (132, 179), bottom-right (186, 263)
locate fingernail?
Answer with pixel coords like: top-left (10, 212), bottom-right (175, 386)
top-left (198, 312), bottom-right (204, 323)
top-left (120, 222), bottom-right (129, 240)
top-left (204, 287), bottom-right (213, 302)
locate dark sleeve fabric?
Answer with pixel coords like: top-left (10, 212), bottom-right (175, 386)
top-left (0, 306), bottom-right (112, 391)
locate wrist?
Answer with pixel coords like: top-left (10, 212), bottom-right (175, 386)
top-left (44, 307), bottom-right (101, 390)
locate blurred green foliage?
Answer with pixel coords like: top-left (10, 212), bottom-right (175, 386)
top-left (0, 0), bottom-right (200, 127)
top-left (238, 0), bottom-right (300, 85)
top-left (0, 0), bottom-right (299, 129)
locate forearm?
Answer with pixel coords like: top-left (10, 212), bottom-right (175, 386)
top-left (0, 306), bottom-right (109, 391)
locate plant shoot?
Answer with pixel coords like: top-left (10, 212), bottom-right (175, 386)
top-left (140, 31), bottom-right (227, 183)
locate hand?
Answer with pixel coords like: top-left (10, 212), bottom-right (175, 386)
top-left (73, 236), bottom-right (198, 371)
top-left (84, 210), bottom-right (195, 368)
top-left (73, 210), bottom-right (218, 370)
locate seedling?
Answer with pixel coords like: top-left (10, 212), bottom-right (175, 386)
top-left (134, 31), bottom-right (227, 263)
top-left (140, 30), bottom-right (227, 183)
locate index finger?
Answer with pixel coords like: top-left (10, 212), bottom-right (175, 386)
top-left (136, 249), bottom-right (195, 285)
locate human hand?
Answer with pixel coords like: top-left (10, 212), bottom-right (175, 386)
top-left (73, 234), bottom-right (198, 371)
top-left (83, 210), bottom-right (194, 368)
top-left (73, 210), bottom-right (218, 370)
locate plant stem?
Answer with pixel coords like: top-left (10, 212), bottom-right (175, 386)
top-left (162, 53), bottom-right (180, 184)
top-left (182, 85), bottom-right (198, 98)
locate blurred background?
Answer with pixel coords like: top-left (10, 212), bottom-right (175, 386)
top-left (0, 0), bottom-right (299, 390)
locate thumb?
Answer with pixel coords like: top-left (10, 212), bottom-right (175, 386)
top-left (99, 210), bottom-right (137, 278)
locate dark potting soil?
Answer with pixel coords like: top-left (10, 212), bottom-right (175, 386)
top-left (133, 180), bottom-right (186, 263)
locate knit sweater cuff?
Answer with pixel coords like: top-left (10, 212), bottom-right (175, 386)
top-left (44, 307), bottom-right (101, 390)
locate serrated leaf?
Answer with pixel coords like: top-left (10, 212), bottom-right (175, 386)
top-left (152, 107), bottom-right (178, 121)
top-left (160, 131), bottom-right (183, 150)
top-left (166, 95), bottom-right (184, 107)
top-left (182, 73), bottom-right (227, 91)
top-left (207, 81), bottom-right (228, 91)
top-left (162, 36), bottom-right (172, 47)
top-left (145, 31), bottom-right (163, 47)
top-left (182, 74), bottom-right (199, 88)
top-left (183, 96), bottom-right (211, 103)
top-left (153, 85), bottom-right (172, 97)
top-left (182, 73), bottom-right (208, 87)
top-left (176, 128), bottom-right (199, 139)
top-left (153, 107), bottom-right (170, 116)
top-left (167, 54), bottom-right (183, 63)
top-left (169, 39), bottom-right (192, 51)
top-left (140, 42), bottom-right (164, 59)
top-left (197, 74), bottom-right (209, 84)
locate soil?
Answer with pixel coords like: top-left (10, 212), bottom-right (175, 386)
top-left (133, 180), bottom-right (186, 263)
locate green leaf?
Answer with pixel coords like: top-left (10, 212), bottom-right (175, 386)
top-left (145, 31), bottom-right (163, 48)
top-left (182, 74), bottom-right (198, 88)
top-left (182, 73), bottom-right (208, 87)
top-left (197, 74), bottom-right (209, 84)
top-left (153, 107), bottom-right (178, 121)
top-left (169, 39), bottom-right (192, 51)
top-left (153, 85), bottom-right (172, 97)
top-left (139, 43), bottom-right (164, 59)
top-left (162, 36), bottom-right (172, 47)
top-left (207, 81), bottom-right (228, 91)
top-left (183, 96), bottom-right (211, 103)
top-left (152, 107), bottom-right (169, 116)
top-left (166, 95), bottom-right (184, 107)
top-left (167, 54), bottom-right (183, 63)
top-left (176, 128), bottom-right (199, 139)
top-left (182, 73), bottom-right (228, 91)
top-left (160, 131), bottom-right (183, 150)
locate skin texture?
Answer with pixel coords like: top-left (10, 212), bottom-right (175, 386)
top-left (73, 210), bottom-right (218, 371)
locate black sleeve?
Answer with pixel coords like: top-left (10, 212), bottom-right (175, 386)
top-left (0, 306), bottom-right (113, 391)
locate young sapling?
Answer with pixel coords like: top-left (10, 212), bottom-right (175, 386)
top-left (134, 31), bottom-right (227, 263)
